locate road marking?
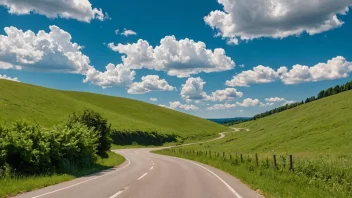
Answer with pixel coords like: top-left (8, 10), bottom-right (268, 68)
top-left (32, 157), bottom-right (131, 198)
top-left (181, 159), bottom-right (243, 198)
top-left (109, 190), bottom-right (124, 198)
top-left (137, 173), bottom-right (148, 180)
top-left (149, 166), bottom-right (154, 170)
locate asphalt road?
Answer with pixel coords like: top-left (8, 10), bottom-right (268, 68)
top-left (14, 131), bottom-right (262, 198)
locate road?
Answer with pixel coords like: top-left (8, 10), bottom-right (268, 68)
top-left (14, 130), bottom-right (262, 198)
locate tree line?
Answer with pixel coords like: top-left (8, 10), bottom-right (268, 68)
top-left (253, 80), bottom-right (352, 120)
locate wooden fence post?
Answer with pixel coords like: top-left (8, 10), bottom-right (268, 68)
top-left (255, 153), bottom-right (259, 166)
top-left (289, 155), bottom-right (293, 171)
top-left (240, 154), bottom-right (243, 163)
top-left (273, 155), bottom-right (277, 169)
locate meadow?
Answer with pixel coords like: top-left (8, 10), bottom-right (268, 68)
top-left (156, 90), bottom-right (352, 198)
top-left (0, 79), bottom-right (226, 140)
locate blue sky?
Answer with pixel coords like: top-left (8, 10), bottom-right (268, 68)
top-left (0, 0), bottom-right (351, 118)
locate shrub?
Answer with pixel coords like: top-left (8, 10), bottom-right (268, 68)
top-left (111, 130), bottom-right (178, 146)
top-left (0, 121), bottom-right (51, 174)
top-left (48, 122), bottom-right (99, 171)
top-left (66, 110), bottom-right (112, 158)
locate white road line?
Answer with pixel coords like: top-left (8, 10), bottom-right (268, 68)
top-left (137, 173), bottom-right (148, 180)
top-left (180, 158), bottom-right (243, 198)
top-left (109, 190), bottom-right (124, 198)
top-left (32, 157), bottom-right (131, 198)
top-left (149, 166), bottom-right (154, 170)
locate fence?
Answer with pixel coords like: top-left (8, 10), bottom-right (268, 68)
top-left (163, 148), bottom-right (294, 171)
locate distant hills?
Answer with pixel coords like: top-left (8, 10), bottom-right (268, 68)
top-left (208, 117), bottom-right (250, 124)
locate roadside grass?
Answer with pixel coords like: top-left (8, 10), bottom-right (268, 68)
top-left (154, 92), bottom-right (352, 198)
top-left (0, 79), bottom-right (226, 140)
top-left (155, 149), bottom-right (352, 198)
top-left (0, 152), bottom-right (125, 198)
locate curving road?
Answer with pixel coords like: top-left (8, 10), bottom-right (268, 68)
top-left (14, 130), bottom-right (262, 198)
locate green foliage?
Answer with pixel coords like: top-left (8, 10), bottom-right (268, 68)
top-left (0, 121), bottom-right (98, 175)
top-left (0, 79), bottom-right (226, 140)
top-left (67, 110), bottom-right (111, 158)
top-left (111, 130), bottom-right (178, 146)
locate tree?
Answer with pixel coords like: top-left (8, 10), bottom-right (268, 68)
top-left (67, 110), bottom-right (112, 158)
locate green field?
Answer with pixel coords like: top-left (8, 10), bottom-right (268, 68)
top-left (0, 79), bottom-right (226, 140)
top-left (156, 90), bottom-right (352, 198)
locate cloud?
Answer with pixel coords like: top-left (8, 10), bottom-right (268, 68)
top-left (180, 77), bottom-right (208, 101)
top-left (121, 28), bottom-right (137, 37)
top-left (0, 74), bottom-right (19, 82)
top-left (181, 77), bottom-right (243, 102)
top-left (226, 65), bottom-right (285, 87)
top-left (150, 98), bottom-right (158, 102)
top-left (0, 0), bottom-right (108, 22)
top-left (280, 56), bottom-right (352, 84)
top-left (127, 75), bottom-right (175, 94)
top-left (208, 88), bottom-right (243, 101)
top-left (83, 64), bottom-right (135, 88)
top-left (160, 101), bottom-right (199, 111)
top-left (0, 25), bottom-right (93, 74)
top-left (108, 35), bottom-right (234, 77)
top-left (204, 0), bottom-right (352, 44)
top-left (169, 101), bottom-right (199, 111)
top-left (207, 103), bottom-right (236, 110)
top-left (265, 97), bottom-right (285, 103)
top-left (236, 98), bottom-right (265, 107)
top-left (226, 56), bottom-right (352, 86)
top-left (115, 29), bottom-right (119, 35)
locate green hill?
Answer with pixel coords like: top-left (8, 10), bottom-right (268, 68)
top-left (232, 90), bottom-right (352, 156)
top-left (0, 79), bottom-right (226, 139)
top-left (176, 90), bottom-right (352, 156)
top-left (157, 90), bottom-right (352, 198)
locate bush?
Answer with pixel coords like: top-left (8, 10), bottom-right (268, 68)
top-left (48, 122), bottom-right (99, 172)
top-left (66, 110), bottom-right (112, 158)
top-left (0, 121), bottom-right (51, 174)
top-left (0, 121), bottom-right (99, 175)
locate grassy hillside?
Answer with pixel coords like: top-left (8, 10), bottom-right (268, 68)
top-left (0, 79), bottom-right (226, 139)
top-left (156, 91), bottom-right (352, 197)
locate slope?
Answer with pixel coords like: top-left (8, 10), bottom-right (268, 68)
top-left (0, 79), bottom-right (226, 139)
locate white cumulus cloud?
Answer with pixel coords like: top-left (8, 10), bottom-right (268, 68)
top-left (108, 35), bottom-right (234, 77)
top-left (181, 77), bottom-right (243, 102)
top-left (226, 65), bottom-right (285, 87)
top-left (226, 56), bottom-right (352, 86)
top-left (280, 56), bottom-right (352, 84)
top-left (169, 101), bottom-right (199, 111)
top-left (207, 103), bottom-right (236, 110)
top-left (127, 75), bottom-right (175, 94)
top-left (265, 97), bottom-right (285, 103)
top-left (83, 64), bottom-right (135, 88)
top-left (0, 0), bottom-right (108, 22)
top-left (236, 98), bottom-right (265, 107)
top-left (0, 25), bottom-right (93, 74)
top-left (150, 98), bottom-right (158, 102)
top-left (204, 0), bottom-right (352, 44)
top-left (0, 74), bottom-right (19, 82)
top-left (121, 28), bottom-right (137, 37)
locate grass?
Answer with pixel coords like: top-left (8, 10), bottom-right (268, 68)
top-left (0, 151), bottom-right (125, 198)
top-left (0, 79), bottom-right (226, 140)
top-left (155, 91), bottom-right (352, 198)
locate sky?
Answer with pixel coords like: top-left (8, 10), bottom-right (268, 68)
top-left (0, 0), bottom-right (351, 118)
